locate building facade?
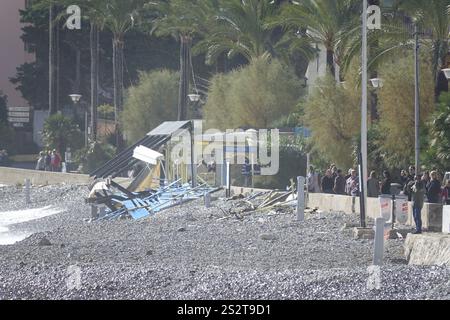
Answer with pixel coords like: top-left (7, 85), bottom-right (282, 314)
top-left (0, 0), bottom-right (35, 110)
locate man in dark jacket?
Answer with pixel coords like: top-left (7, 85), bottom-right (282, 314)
top-left (380, 170), bottom-right (392, 195)
top-left (403, 165), bottom-right (416, 201)
top-left (427, 171), bottom-right (442, 204)
top-left (411, 175), bottom-right (425, 234)
top-left (333, 169), bottom-right (346, 195)
top-left (321, 169), bottom-right (335, 194)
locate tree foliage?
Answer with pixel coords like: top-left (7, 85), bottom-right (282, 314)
top-left (376, 52), bottom-right (435, 168)
top-left (122, 69), bottom-right (179, 143)
top-left (204, 57), bottom-right (303, 130)
top-left (42, 114), bottom-right (84, 155)
top-left (303, 67), bottom-right (361, 170)
top-left (427, 92), bottom-right (450, 170)
top-left (194, 0), bottom-right (281, 64)
top-left (74, 142), bottom-right (116, 174)
top-left (273, 0), bottom-right (360, 78)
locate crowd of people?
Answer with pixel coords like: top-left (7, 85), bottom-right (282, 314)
top-left (35, 149), bottom-right (62, 172)
top-left (307, 164), bottom-right (450, 234)
top-left (307, 164), bottom-right (449, 205)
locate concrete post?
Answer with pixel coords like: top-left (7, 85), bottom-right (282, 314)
top-left (204, 192), bottom-right (211, 208)
top-left (373, 217), bottom-right (385, 266)
top-left (226, 161), bottom-right (231, 198)
top-left (297, 176), bottom-right (305, 222)
top-left (25, 178), bottom-right (31, 205)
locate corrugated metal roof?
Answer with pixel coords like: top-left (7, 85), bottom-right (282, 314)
top-left (147, 121), bottom-right (191, 136)
top-left (90, 121), bottom-right (193, 179)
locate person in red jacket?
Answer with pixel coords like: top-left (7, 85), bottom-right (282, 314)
top-left (51, 149), bottom-right (61, 172)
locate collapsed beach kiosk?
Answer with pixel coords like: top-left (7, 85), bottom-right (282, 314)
top-left (87, 121), bottom-right (268, 220)
top-left (88, 121), bottom-right (216, 220)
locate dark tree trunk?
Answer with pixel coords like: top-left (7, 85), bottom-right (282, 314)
top-left (178, 35), bottom-right (192, 121)
top-left (434, 40), bottom-right (449, 100)
top-left (75, 48), bottom-right (81, 93)
top-left (48, 5), bottom-right (57, 115)
top-left (113, 33), bottom-right (125, 151)
top-left (326, 49), bottom-right (335, 79)
top-left (56, 20), bottom-right (60, 114)
top-left (90, 22), bottom-right (99, 142)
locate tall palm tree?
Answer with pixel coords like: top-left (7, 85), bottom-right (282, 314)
top-left (398, 0), bottom-right (450, 97)
top-left (149, 0), bottom-right (217, 121)
top-left (194, 0), bottom-right (283, 64)
top-left (344, 1), bottom-right (450, 97)
top-left (273, 0), bottom-right (360, 79)
top-left (87, 0), bottom-right (146, 150)
top-left (48, 4), bottom-right (57, 115)
top-left (38, 0), bottom-right (103, 142)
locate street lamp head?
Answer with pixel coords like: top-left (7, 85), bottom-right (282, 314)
top-left (370, 78), bottom-right (383, 88)
top-left (442, 68), bottom-right (450, 80)
top-left (69, 94), bottom-right (82, 104)
top-left (188, 94), bottom-right (201, 102)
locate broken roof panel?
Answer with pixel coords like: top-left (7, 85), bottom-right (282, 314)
top-left (90, 121), bottom-right (192, 179)
top-left (147, 121), bottom-right (191, 136)
top-left (133, 146), bottom-right (164, 165)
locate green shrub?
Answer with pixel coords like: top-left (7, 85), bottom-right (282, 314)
top-left (98, 104), bottom-right (115, 120)
top-left (122, 69), bottom-right (178, 144)
top-left (377, 53), bottom-right (435, 168)
top-left (204, 58), bottom-right (304, 130)
top-left (42, 114), bottom-right (84, 155)
top-left (303, 72), bottom-right (360, 170)
top-left (74, 142), bottom-right (116, 174)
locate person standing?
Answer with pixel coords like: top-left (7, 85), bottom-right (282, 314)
top-left (45, 151), bottom-right (52, 171)
top-left (36, 152), bottom-right (46, 171)
top-left (51, 149), bottom-right (61, 172)
top-left (403, 166), bottom-right (416, 201)
top-left (411, 175), bottom-right (425, 234)
top-left (346, 169), bottom-right (359, 196)
top-left (333, 169), bottom-right (346, 195)
top-left (65, 147), bottom-right (72, 172)
top-left (307, 166), bottom-right (321, 193)
top-left (367, 171), bottom-right (380, 198)
top-left (330, 164), bottom-right (338, 180)
top-left (422, 171), bottom-right (431, 193)
top-left (321, 169), bottom-right (335, 194)
top-left (400, 170), bottom-right (408, 188)
top-left (380, 170), bottom-right (392, 195)
top-left (427, 171), bottom-right (442, 204)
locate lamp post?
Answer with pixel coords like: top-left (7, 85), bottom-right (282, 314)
top-left (370, 78), bottom-right (383, 88)
top-left (414, 23), bottom-right (420, 176)
top-left (69, 94), bottom-right (88, 148)
top-left (361, 0), bottom-right (369, 228)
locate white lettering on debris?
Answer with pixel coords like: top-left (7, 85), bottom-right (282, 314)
top-left (66, 5), bottom-right (81, 30)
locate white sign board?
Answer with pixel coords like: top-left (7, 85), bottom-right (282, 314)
top-left (395, 196), bottom-right (409, 225)
top-left (379, 196), bottom-right (392, 220)
top-left (8, 106), bottom-right (30, 112)
top-left (8, 117), bottom-right (30, 123)
top-left (8, 111), bottom-right (30, 118)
